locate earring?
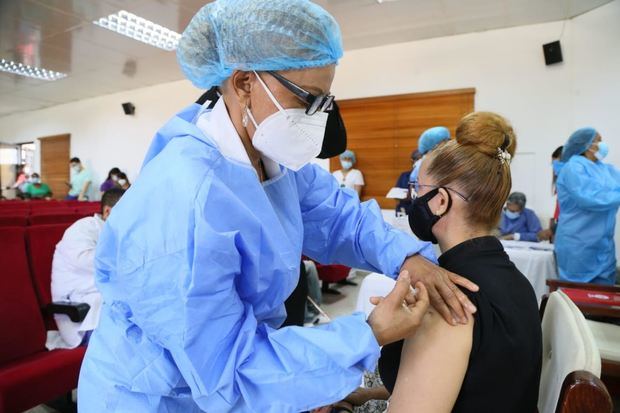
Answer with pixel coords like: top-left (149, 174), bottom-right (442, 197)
top-left (242, 106), bottom-right (249, 128)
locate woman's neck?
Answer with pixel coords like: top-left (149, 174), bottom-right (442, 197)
top-left (437, 222), bottom-right (490, 254)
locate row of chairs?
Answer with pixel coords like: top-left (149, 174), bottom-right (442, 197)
top-left (0, 224), bottom-right (86, 413)
top-left (0, 212), bottom-right (96, 227)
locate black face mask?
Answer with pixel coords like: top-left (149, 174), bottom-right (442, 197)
top-left (317, 100), bottom-right (347, 159)
top-left (408, 188), bottom-right (452, 244)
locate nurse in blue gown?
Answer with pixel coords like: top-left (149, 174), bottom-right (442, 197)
top-left (77, 1), bottom-right (477, 411)
top-left (555, 127), bottom-right (620, 285)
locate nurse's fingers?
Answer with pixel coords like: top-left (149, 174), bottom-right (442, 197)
top-left (436, 276), bottom-right (468, 324)
top-left (369, 296), bottom-right (383, 305)
top-left (408, 282), bottom-right (429, 315)
top-left (383, 270), bottom-right (411, 307)
top-left (427, 283), bottom-right (456, 325)
top-left (449, 273), bottom-right (478, 313)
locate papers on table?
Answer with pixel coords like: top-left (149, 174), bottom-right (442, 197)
top-left (501, 240), bottom-right (555, 251)
top-left (385, 187), bottom-right (408, 199)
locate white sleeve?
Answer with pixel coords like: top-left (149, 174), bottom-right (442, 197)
top-left (352, 169), bottom-right (365, 186)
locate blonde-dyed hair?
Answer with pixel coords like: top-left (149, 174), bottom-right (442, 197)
top-left (425, 112), bottom-right (517, 230)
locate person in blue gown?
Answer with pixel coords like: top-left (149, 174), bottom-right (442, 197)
top-left (555, 127), bottom-right (620, 285)
top-left (77, 1), bottom-right (477, 412)
top-left (409, 126), bottom-right (451, 184)
top-left (499, 192), bottom-right (543, 242)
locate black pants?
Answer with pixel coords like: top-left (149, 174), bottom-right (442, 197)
top-left (282, 262), bottom-right (309, 327)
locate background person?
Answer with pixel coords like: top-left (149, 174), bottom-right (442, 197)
top-left (100, 167), bottom-right (121, 193)
top-left (66, 157), bottom-right (92, 201)
top-left (498, 192), bottom-right (543, 242)
top-left (23, 173), bottom-right (52, 199)
top-left (555, 127), bottom-right (620, 285)
top-left (332, 149), bottom-right (365, 198)
top-left (47, 188), bottom-right (126, 350)
top-left (409, 126), bottom-right (451, 184)
top-left (395, 149), bottom-right (422, 215)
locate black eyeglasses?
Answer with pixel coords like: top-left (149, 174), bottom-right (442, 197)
top-left (267, 71), bottom-right (335, 116)
top-left (409, 181), bottom-right (470, 202)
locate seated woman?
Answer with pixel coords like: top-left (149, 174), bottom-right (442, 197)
top-left (332, 149), bottom-right (365, 198)
top-left (499, 191), bottom-right (543, 242)
top-left (378, 112), bottom-right (542, 412)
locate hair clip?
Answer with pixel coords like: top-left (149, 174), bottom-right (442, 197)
top-left (497, 147), bottom-right (512, 166)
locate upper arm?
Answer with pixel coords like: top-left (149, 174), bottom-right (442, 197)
top-left (388, 310), bottom-right (473, 413)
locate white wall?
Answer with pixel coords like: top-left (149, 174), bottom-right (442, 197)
top-left (0, 1), bottom-right (619, 255)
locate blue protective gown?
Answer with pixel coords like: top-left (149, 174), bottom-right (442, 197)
top-left (498, 208), bottom-right (543, 242)
top-left (555, 155), bottom-right (620, 284)
top-left (77, 101), bottom-right (435, 412)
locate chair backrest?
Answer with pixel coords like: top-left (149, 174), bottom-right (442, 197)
top-left (0, 227), bottom-right (46, 365)
top-left (538, 291), bottom-right (609, 413)
top-left (25, 223), bottom-right (72, 307)
top-left (30, 207), bottom-right (78, 215)
top-left (0, 215), bottom-right (28, 227)
top-left (29, 213), bottom-right (82, 226)
top-left (0, 208), bottom-right (29, 217)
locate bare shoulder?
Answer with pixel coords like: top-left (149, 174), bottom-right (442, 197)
top-left (388, 310), bottom-right (474, 413)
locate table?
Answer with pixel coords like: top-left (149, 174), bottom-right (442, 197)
top-left (501, 240), bottom-right (558, 302)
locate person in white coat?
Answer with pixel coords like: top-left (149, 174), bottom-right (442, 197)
top-left (46, 188), bottom-right (125, 350)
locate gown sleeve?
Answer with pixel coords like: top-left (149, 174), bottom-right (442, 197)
top-left (295, 164), bottom-right (437, 278)
top-left (519, 209), bottom-right (542, 242)
top-left (558, 162), bottom-right (620, 212)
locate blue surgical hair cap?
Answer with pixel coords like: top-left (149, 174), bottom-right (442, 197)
top-left (177, 0), bottom-right (344, 89)
top-left (339, 149), bottom-right (356, 163)
top-left (561, 127), bottom-right (598, 162)
top-left (418, 126), bottom-right (450, 155)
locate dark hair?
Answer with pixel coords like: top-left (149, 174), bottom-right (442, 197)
top-left (101, 188), bottom-right (125, 213)
top-left (117, 172), bottom-right (128, 181)
top-left (31, 173), bottom-right (40, 178)
top-left (70, 157), bottom-right (81, 164)
top-left (107, 167), bottom-right (121, 180)
top-left (551, 146), bottom-right (563, 160)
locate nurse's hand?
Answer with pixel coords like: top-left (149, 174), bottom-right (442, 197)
top-left (367, 271), bottom-right (429, 346)
top-left (401, 254), bottom-right (478, 326)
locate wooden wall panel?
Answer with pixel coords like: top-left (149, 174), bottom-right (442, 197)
top-left (40, 134), bottom-right (70, 200)
top-left (331, 89), bottom-right (475, 209)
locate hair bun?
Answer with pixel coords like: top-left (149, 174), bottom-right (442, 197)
top-left (455, 112), bottom-right (517, 158)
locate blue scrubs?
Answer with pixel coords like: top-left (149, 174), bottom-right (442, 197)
top-left (498, 208), bottom-right (542, 242)
top-left (555, 155), bottom-right (620, 284)
top-left (77, 103), bottom-right (435, 412)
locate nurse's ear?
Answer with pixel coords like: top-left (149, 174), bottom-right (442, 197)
top-left (230, 70), bottom-right (254, 106)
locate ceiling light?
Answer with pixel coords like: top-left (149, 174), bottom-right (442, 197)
top-left (0, 59), bottom-right (67, 81)
top-left (93, 10), bottom-right (181, 51)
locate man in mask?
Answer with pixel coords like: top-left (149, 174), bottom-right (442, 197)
top-left (555, 127), bottom-right (620, 285)
top-left (78, 1), bottom-right (478, 412)
top-left (47, 188), bottom-right (125, 350)
top-left (66, 157), bottom-right (92, 201)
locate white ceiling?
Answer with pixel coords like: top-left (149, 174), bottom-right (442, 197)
top-left (0, 0), bottom-right (612, 118)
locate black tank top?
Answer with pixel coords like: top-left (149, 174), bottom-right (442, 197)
top-left (379, 236), bottom-right (542, 413)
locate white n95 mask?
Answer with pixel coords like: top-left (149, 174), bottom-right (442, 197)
top-left (246, 71), bottom-right (327, 171)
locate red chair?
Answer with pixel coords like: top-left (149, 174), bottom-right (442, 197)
top-left (31, 207), bottom-right (78, 215)
top-left (29, 214), bottom-right (83, 226)
top-left (0, 216), bottom-right (28, 227)
top-left (0, 227), bottom-right (86, 413)
top-left (0, 209), bottom-right (29, 217)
